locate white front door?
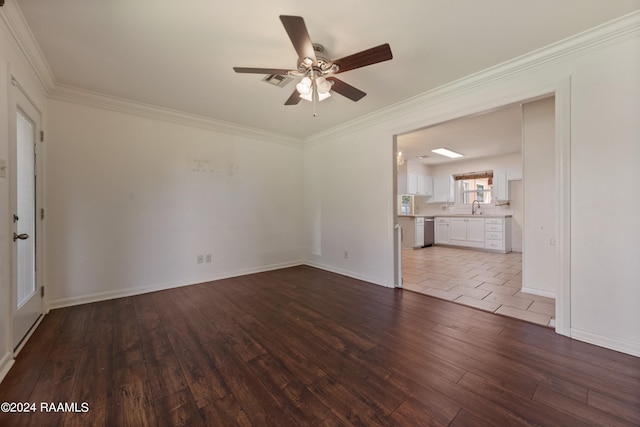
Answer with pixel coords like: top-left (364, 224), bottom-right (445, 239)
top-left (11, 83), bottom-right (43, 351)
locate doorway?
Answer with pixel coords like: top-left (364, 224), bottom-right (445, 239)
top-left (393, 84), bottom-right (571, 336)
top-left (10, 79), bottom-right (44, 352)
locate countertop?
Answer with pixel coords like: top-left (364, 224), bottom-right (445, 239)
top-left (399, 214), bottom-right (512, 218)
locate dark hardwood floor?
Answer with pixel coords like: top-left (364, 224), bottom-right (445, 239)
top-left (1, 265), bottom-right (639, 426)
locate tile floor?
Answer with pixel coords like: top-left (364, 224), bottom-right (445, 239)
top-left (402, 246), bottom-right (556, 327)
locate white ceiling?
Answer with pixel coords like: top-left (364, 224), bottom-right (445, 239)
top-left (13, 0), bottom-right (640, 139)
top-left (397, 103), bottom-right (525, 166)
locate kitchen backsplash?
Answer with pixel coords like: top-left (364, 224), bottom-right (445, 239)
top-left (414, 200), bottom-right (514, 216)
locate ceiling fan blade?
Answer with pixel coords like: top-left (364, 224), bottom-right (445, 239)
top-left (332, 43), bottom-right (393, 74)
top-left (279, 15), bottom-right (317, 65)
top-left (326, 77), bottom-right (366, 102)
top-left (233, 67), bottom-right (292, 75)
top-left (284, 89), bottom-right (302, 105)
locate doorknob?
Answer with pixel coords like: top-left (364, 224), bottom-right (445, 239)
top-left (13, 233), bottom-right (29, 241)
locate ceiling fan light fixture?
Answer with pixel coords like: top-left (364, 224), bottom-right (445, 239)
top-left (299, 90), bottom-right (331, 102)
top-left (317, 91), bottom-right (331, 101)
top-left (296, 75), bottom-right (332, 102)
top-left (316, 76), bottom-right (332, 94)
top-left (296, 77), bottom-right (312, 95)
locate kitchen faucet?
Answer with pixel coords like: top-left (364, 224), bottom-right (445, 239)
top-left (472, 200), bottom-right (481, 215)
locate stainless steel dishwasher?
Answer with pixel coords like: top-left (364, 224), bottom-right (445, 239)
top-left (423, 217), bottom-right (435, 247)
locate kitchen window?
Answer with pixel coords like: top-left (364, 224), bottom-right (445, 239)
top-left (455, 171), bottom-right (493, 204)
top-left (399, 195), bottom-right (413, 214)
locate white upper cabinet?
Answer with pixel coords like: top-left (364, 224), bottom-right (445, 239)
top-left (493, 169), bottom-right (508, 201)
top-left (417, 175), bottom-right (432, 196)
top-left (493, 167), bottom-right (522, 201)
top-left (432, 175), bottom-right (454, 202)
top-left (406, 173), bottom-right (418, 194)
top-left (398, 173), bottom-right (416, 194)
top-left (507, 167), bottom-right (522, 181)
top-left (401, 173), bottom-right (433, 196)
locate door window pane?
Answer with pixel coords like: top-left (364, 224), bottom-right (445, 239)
top-left (16, 110), bottom-right (36, 307)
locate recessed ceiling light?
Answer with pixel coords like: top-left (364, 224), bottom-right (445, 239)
top-left (431, 147), bottom-right (464, 158)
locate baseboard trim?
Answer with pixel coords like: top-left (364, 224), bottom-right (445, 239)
top-left (47, 260), bottom-right (304, 310)
top-left (0, 351), bottom-right (15, 384)
top-left (303, 261), bottom-right (394, 289)
top-left (571, 328), bottom-right (640, 357)
top-left (520, 286), bottom-right (556, 299)
top-left (13, 313), bottom-right (45, 357)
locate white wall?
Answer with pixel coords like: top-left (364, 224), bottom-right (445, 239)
top-left (304, 128), bottom-right (396, 287)
top-left (509, 180), bottom-right (523, 252)
top-left (406, 160), bottom-right (431, 176)
top-left (45, 100), bottom-right (304, 307)
top-left (522, 97), bottom-right (557, 297)
top-left (569, 32), bottom-right (640, 353)
top-left (304, 14), bottom-right (640, 355)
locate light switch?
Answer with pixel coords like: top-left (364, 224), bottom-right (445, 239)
top-left (0, 158), bottom-right (7, 178)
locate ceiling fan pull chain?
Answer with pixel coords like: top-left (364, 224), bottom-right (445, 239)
top-left (311, 70), bottom-right (318, 117)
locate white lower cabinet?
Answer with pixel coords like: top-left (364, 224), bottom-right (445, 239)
top-left (449, 217), bottom-right (485, 249)
top-left (399, 216), bottom-right (425, 249)
top-left (435, 217), bottom-right (450, 244)
top-left (484, 217), bottom-right (512, 252)
top-left (435, 216), bottom-right (512, 253)
top-left (415, 217), bottom-right (425, 247)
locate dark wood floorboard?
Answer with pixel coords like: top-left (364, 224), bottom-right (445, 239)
top-left (1, 265), bottom-right (639, 426)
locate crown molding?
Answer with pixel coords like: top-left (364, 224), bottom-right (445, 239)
top-left (50, 84), bottom-right (303, 147)
top-left (303, 10), bottom-right (640, 146)
top-left (4, 0), bottom-right (638, 148)
top-left (3, 1), bottom-right (301, 147)
top-left (0, 0), bottom-right (56, 92)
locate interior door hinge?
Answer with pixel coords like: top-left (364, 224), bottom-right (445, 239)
top-left (41, 208), bottom-right (45, 220)
top-left (41, 286), bottom-right (44, 298)
top-left (40, 130), bottom-right (44, 142)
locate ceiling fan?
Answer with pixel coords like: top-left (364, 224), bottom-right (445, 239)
top-left (233, 15), bottom-right (393, 115)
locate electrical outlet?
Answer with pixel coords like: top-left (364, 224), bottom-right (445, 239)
top-left (205, 254), bottom-right (212, 263)
top-left (197, 255), bottom-right (204, 264)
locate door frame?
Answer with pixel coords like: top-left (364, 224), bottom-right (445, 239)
top-left (9, 76), bottom-right (45, 354)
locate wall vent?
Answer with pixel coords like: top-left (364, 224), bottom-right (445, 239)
top-left (263, 74), bottom-right (292, 88)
